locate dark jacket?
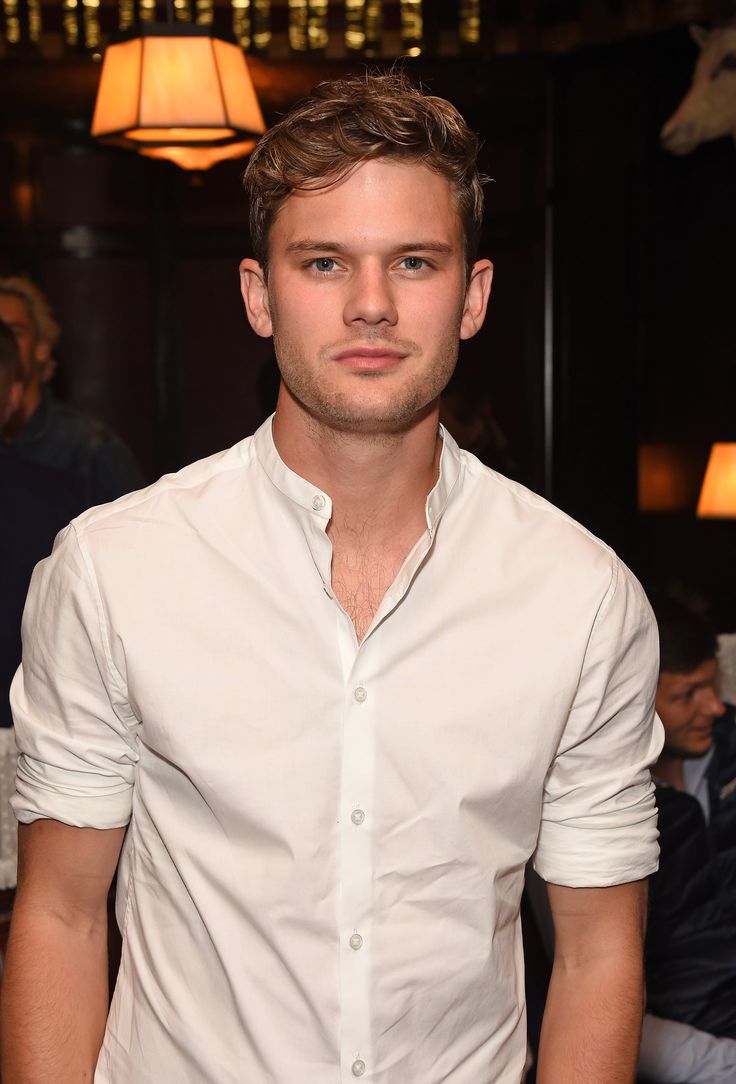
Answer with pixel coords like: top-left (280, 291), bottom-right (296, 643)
top-left (1, 447), bottom-right (86, 725)
top-left (646, 705), bottom-right (736, 1038)
top-left (10, 387), bottom-right (144, 507)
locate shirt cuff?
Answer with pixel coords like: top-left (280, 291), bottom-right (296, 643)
top-left (12, 753), bottom-right (133, 829)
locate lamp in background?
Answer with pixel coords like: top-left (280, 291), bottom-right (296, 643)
top-left (697, 443), bottom-right (736, 518)
top-left (91, 22), bottom-right (265, 170)
top-left (638, 443), bottom-right (693, 512)
top-left (138, 139), bottom-right (257, 170)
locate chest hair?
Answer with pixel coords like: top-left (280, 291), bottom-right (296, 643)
top-left (330, 508), bottom-right (426, 642)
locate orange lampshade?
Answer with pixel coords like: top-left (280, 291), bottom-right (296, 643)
top-left (91, 24), bottom-right (265, 168)
top-left (697, 443), bottom-right (736, 518)
top-left (138, 139), bottom-right (257, 170)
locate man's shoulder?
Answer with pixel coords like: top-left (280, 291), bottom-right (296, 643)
top-left (458, 449), bottom-right (621, 579)
top-left (71, 436), bottom-right (256, 540)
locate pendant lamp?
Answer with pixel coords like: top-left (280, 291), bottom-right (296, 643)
top-left (91, 21), bottom-right (265, 169)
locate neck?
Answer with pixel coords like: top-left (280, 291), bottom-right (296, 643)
top-left (272, 386), bottom-right (442, 543)
top-left (653, 752), bottom-right (686, 790)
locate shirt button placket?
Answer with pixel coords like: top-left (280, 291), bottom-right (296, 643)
top-left (340, 673), bottom-right (374, 1081)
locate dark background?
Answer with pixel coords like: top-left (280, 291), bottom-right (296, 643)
top-left (1, 1), bottom-right (735, 626)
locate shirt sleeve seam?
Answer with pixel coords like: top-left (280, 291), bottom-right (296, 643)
top-left (589, 552), bottom-right (620, 638)
top-left (71, 522), bottom-right (131, 706)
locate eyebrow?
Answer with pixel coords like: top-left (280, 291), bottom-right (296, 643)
top-left (284, 240), bottom-right (455, 256)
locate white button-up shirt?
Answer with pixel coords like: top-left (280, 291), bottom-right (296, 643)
top-left (11, 419), bottom-right (663, 1084)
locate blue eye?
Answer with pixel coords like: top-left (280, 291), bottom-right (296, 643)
top-left (401, 256), bottom-right (425, 270)
top-left (312, 258), bottom-right (337, 273)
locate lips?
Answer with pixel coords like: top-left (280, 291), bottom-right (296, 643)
top-left (332, 346), bottom-right (408, 371)
top-left (690, 724), bottom-right (714, 741)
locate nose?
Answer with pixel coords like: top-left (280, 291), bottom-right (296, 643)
top-left (342, 262), bottom-right (398, 327)
top-left (702, 686), bottom-right (726, 719)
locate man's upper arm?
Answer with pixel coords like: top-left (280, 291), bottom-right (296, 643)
top-left (15, 820), bottom-right (126, 923)
top-left (534, 559), bottom-right (663, 888)
top-left (546, 880), bottom-right (648, 969)
top-left (11, 522), bottom-right (139, 831)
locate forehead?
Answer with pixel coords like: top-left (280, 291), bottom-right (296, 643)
top-left (659, 658), bottom-right (718, 692)
top-left (270, 159), bottom-right (462, 248)
top-left (0, 293), bottom-right (33, 328)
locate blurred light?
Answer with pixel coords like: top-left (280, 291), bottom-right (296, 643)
top-left (401, 0), bottom-right (422, 56)
top-left (460, 0), bottom-right (480, 46)
top-left (345, 0), bottom-right (365, 51)
top-left (697, 443), bottom-right (736, 518)
top-left (139, 139), bottom-right (256, 169)
top-left (638, 444), bottom-right (694, 512)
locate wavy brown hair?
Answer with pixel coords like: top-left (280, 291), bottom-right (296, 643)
top-left (243, 71), bottom-right (485, 274)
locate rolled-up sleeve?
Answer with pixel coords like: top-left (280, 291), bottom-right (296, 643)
top-left (10, 523), bottom-right (139, 829)
top-left (534, 557), bottom-right (664, 887)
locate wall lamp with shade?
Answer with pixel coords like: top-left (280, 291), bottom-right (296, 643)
top-left (91, 21), bottom-right (266, 170)
top-left (697, 443), bottom-right (736, 519)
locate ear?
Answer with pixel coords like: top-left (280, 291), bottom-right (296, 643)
top-left (460, 259), bottom-right (493, 341)
top-left (240, 258), bottom-right (273, 338)
top-left (689, 24), bottom-right (710, 50)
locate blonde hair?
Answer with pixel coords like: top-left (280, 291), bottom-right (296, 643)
top-left (244, 71), bottom-right (485, 273)
top-left (0, 276), bottom-right (60, 383)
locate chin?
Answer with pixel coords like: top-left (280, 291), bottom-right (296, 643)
top-left (305, 392), bottom-right (437, 434)
top-left (684, 741), bottom-right (714, 760)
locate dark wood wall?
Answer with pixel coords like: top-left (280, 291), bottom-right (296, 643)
top-left (551, 31), bottom-right (736, 628)
top-left (2, 29), bottom-right (735, 625)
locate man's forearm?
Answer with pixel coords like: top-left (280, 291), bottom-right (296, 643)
top-left (536, 953), bottom-right (644, 1083)
top-left (1, 902), bottom-right (110, 1083)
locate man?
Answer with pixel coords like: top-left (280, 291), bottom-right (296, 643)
top-left (2, 74), bottom-right (662, 1083)
top-left (0, 276), bottom-right (144, 505)
top-left (0, 319), bottom-right (84, 887)
top-left (644, 591), bottom-right (736, 1046)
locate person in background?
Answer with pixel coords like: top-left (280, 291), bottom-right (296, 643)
top-left (3, 73), bottom-right (661, 1084)
top-left (0, 276), bottom-right (144, 506)
top-left (638, 588), bottom-right (736, 1081)
top-left (0, 319), bottom-right (84, 889)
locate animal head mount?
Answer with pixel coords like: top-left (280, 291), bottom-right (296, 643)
top-left (661, 21), bottom-right (736, 155)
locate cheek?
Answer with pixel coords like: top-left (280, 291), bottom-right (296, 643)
top-left (662, 709), bottom-right (689, 739)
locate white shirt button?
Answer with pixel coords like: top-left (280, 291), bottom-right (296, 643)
top-left (350, 808), bottom-right (365, 826)
top-left (352, 1060), bottom-right (366, 1077)
top-left (349, 932), bottom-right (363, 951)
top-left (353, 685), bottom-right (367, 703)
top-left (311, 494), bottom-right (325, 511)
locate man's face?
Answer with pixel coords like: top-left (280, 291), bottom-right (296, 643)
top-left (241, 159), bottom-right (492, 436)
top-left (656, 658), bottom-right (725, 760)
top-left (0, 293), bottom-right (47, 389)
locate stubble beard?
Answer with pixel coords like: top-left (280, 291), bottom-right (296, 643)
top-left (271, 326), bottom-right (463, 439)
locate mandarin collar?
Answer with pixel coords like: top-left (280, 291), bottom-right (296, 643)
top-left (252, 414), bottom-right (462, 534)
